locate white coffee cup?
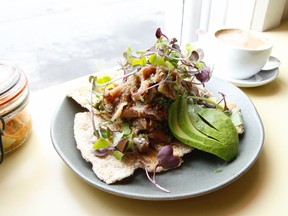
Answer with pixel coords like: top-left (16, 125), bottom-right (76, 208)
top-left (199, 28), bottom-right (273, 80)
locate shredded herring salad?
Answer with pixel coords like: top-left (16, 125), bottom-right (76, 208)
top-left (86, 28), bottom-right (241, 192)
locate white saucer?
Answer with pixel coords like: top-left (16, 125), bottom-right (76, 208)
top-left (213, 67), bottom-right (279, 88)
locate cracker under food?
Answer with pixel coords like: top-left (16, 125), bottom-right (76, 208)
top-left (73, 111), bottom-right (193, 184)
top-left (74, 112), bottom-right (139, 184)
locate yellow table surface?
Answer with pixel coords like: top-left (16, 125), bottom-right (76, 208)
top-left (1, 21), bottom-right (288, 216)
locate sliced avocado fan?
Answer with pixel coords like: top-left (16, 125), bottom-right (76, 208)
top-left (168, 93), bottom-right (239, 161)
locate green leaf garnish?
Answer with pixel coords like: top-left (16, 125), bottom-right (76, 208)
top-left (193, 61), bottom-right (206, 71)
top-left (214, 168), bottom-right (223, 173)
top-left (93, 138), bottom-right (110, 150)
top-left (149, 54), bottom-right (165, 66)
top-left (97, 75), bottom-right (111, 84)
top-left (185, 43), bottom-right (193, 54)
top-left (132, 56), bottom-right (147, 67)
top-left (113, 151), bottom-right (124, 160)
top-left (99, 126), bottom-right (111, 139)
top-left (121, 122), bottom-right (131, 136)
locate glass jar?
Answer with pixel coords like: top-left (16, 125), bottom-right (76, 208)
top-left (0, 62), bottom-right (32, 163)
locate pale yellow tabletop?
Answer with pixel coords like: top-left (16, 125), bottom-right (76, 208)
top-left (1, 21), bottom-right (288, 216)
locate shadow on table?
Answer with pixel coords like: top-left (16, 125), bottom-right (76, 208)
top-left (61, 147), bottom-right (268, 216)
top-left (241, 77), bottom-right (283, 97)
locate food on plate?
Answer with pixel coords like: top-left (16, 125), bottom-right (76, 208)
top-left (68, 28), bottom-right (244, 192)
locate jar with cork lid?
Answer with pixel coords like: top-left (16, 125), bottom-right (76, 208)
top-left (0, 62), bottom-right (32, 163)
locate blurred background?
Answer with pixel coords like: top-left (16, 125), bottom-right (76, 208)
top-left (0, 0), bottom-right (287, 91)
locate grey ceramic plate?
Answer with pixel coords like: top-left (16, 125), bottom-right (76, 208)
top-left (50, 76), bottom-right (264, 200)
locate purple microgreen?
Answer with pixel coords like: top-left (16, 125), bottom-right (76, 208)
top-left (155, 28), bottom-right (168, 39)
top-left (172, 43), bottom-right (181, 52)
top-left (181, 59), bottom-right (195, 67)
top-left (120, 27), bottom-right (213, 91)
top-left (91, 148), bottom-right (109, 157)
top-left (189, 50), bottom-right (200, 61)
top-left (91, 146), bottom-right (116, 157)
top-left (145, 145), bottom-right (181, 193)
top-left (144, 164), bottom-right (170, 193)
top-left (217, 92), bottom-right (229, 111)
top-left (155, 145), bottom-right (181, 170)
top-left (158, 51), bottom-right (183, 61)
top-left (198, 100), bottom-right (216, 109)
top-left (170, 37), bottom-right (178, 45)
top-left (196, 48), bottom-right (204, 61)
top-left (189, 49), bottom-right (204, 61)
top-left (195, 66), bottom-right (212, 84)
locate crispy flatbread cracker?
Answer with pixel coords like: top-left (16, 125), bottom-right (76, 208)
top-left (67, 85), bottom-right (193, 180)
top-left (74, 112), bottom-right (139, 184)
top-left (74, 111), bottom-right (193, 184)
top-left (67, 86), bottom-right (91, 111)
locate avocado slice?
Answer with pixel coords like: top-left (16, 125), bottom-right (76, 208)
top-left (168, 98), bottom-right (202, 147)
top-left (187, 103), bottom-right (239, 145)
top-left (168, 93), bottom-right (239, 161)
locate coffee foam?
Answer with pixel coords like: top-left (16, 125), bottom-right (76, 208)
top-left (215, 29), bottom-right (270, 50)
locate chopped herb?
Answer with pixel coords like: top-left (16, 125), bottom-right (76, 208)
top-left (214, 168), bottom-right (223, 173)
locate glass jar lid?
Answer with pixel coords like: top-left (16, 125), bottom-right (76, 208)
top-left (0, 62), bottom-right (20, 94)
top-left (0, 62), bottom-right (27, 107)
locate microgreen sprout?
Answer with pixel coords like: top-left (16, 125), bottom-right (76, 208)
top-left (89, 76), bottom-right (134, 159)
top-left (121, 28), bottom-right (212, 86)
top-left (89, 76), bottom-right (98, 135)
top-left (91, 121), bottom-right (133, 159)
top-left (217, 92), bottom-right (230, 112)
top-left (145, 145), bottom-right (181, 193)
top-left (189, 96), bottom-right (225, 111)
top-left (155, 27), bottom-right (168, 39)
